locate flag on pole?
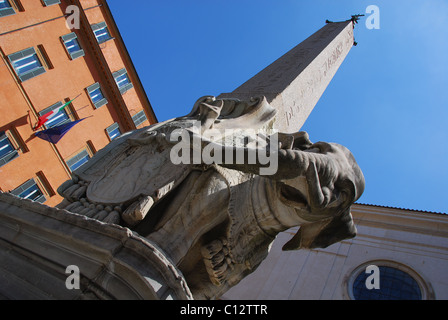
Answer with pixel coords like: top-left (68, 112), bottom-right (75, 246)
top-left (33, 94), bottom-right (81, 131)
top-left (34, 118), bottom-right (86, 144)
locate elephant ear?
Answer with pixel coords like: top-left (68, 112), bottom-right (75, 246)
top-left (282, 208), bottom-right (357, 251)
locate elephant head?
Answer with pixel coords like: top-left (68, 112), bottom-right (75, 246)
top-left (183, 120), bottom-right (364, 252)
top-left (211, 129), bottom-right (364, 251)
top-left (274, 132), bottom-right (365, 250)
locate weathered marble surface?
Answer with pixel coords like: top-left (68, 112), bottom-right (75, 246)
top-left (0, 191), bottom-right (192, 300)
top-left (56, 95), bottom-right (365, 299)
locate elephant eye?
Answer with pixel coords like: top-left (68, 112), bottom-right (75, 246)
top-left (334, 189), bottom-right (347, 203)
top-left (328, 188), bottom-right (346, 208)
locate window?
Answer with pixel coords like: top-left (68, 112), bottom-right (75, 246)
top-left (38, 101), bottom-right (71, 128)
top-left (10, 179), bottom-right (46, 203)
top-left (42, 0), bottom-right (60, 6)
top-left (91, 22), bottom-right (113, 44)
top-left (106, 123), bottom-right (121, 141)
top-left (347, 262), bottom-right (430, 300)
top-left (86, 83), bottom-right (108, 109)
top-left (61, 32), bottom-right (85, 60)
top-left (8, 47), bottom-right (46, 82)
top-left (0, 0), bottom-right (15, 17)
top-left (0, 132), bottom-right (19, 167)
top-left (132, 110), bottom-right (148, 128)
top-left (113, 68), bottom-right (133, 94)
top-left (66, 149), bottom-right (90, 172)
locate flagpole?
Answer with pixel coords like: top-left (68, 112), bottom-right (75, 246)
top-left (60, 93), bottom-right (82, 110)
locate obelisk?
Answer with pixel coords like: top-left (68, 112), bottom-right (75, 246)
top-left (218, 20), bottom-right (355, 133)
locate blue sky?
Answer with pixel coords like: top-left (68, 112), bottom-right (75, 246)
top-left (107, 0), bottom-right (448, 214)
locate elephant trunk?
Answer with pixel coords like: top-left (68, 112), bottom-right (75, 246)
top-left (302, 151), bottom-right (336, 209)
top-left (220, 145), bottom-right (338, 210)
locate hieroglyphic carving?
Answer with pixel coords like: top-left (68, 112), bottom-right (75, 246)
top-left (283, 22), bottom-right (354, 128)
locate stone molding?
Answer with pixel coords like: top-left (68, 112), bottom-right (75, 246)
top-left (0, 192), bottom-right (193, 300)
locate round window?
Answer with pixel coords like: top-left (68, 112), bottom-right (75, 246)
top-left (347, 262), bottom-right (431, 300)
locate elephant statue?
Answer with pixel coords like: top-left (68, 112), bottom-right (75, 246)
top-left (57, 96), bottom-right (365, 299)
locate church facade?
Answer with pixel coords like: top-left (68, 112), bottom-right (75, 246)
top-left (222, 203), bottom-right (448, 300)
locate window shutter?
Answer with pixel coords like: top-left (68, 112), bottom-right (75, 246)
top-left (61, 33), bottom-right (85, 60)
top-left (107, 122), bottom-right (120, 132)
top-left (8, 47), bottom-right (46, 82)
top-left (39, 101), bottom-right (63, 116)
top-left (119, 83), bottom-right (133, 94)
top-left (39, 101), bottom-right (71, 128)
top-left (10, 179), bottom-right (35, 196)
top-left (94, 99), bottom-right (108, 109)
top-left (8, 47), bottom-right (36, 63)
top-left (0, 132), bottom-right (19, 167)
top-left (86, 82), bottom-right (100, 93)
top-left (113, 69), bottom-right (133, 94)
top-left (66, 149), bottom-right (90, 171)
top-left (86, 82), bottom-right (108, 109)
top-left (112, 69), bottom-right (125, 78)
top-left (91, 21), bottom-right (107, 31)
top-left (43, 0), bottom-right (61, 6)
top-left (18, 66), bottom-right (45, 82)
top-left (0, 150), bottom-right (18, 167)
top-left (70, 49), bottom-right (85, 60)
top-left (10, 178), bottom-right (46, 203)
top-left (0, 7), bottom-right (15, 17)
top-left (106, 122), bottom-right (120, 137)
top-left (61, 32), bottom-right (77, 42)
top-left (132, 111), bottom-right (148, 127)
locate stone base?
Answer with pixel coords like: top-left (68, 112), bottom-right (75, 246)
top-left (0, 192), bottom-right (193, 300)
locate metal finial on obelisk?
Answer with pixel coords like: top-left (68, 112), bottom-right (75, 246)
top-left (218, 18), bottom-right (357, 133)
top-left (350, 14), bottom-right (365, 25)
top-left (327, 14), bottom-right (364, 25)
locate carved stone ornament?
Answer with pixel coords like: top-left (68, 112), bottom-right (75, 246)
top-left (57, 96), bottom-right (365, 299)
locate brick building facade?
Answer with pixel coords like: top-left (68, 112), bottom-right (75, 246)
top-left (0, 0), bottom-right (157, 206)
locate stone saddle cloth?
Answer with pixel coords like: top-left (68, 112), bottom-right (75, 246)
top-left (214, 165), bottom-right (275, 275)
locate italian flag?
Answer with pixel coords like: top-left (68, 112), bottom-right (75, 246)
top-left (34, 94), bottom-right (80, 131)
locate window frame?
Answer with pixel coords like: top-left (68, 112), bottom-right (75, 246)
top-left (86, 82), bottom-right (108, 109)
top-left (106, 122), bottom-right (121, 141)
top-left (132, 110), bottom-right (148, 128)
top-left (10, 178), bottom-right (46, 203)
top-left (91, 21), bottom-right (113, 44)
top-left (345, 260), bottom-right (434, 300)
top-left (0, 0), bottom-right (16, 17)
top-left (61, 32), bottom-right (85, 60)
top-left (42, 0), bottom-right (60, 6)
top-left (66, 149), bottom-right (91, 173)
top-left (113, 68), bottom-right (133, 94)
top-left (8, 47), bottom-right (46, 82)
top-left (38, 101), bottom-right (72, 129)
top-left (0, 131), bottom-right (19, 168)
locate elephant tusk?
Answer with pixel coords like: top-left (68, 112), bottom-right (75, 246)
top-left (306, 162), bottom-right (328, 209)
